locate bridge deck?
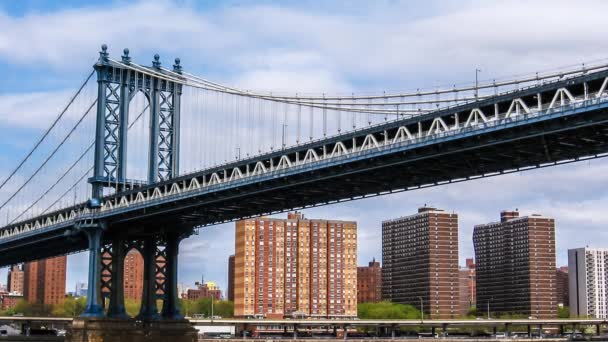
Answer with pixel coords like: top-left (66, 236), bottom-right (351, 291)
top-left (1, 69), bottom-right (608, 265)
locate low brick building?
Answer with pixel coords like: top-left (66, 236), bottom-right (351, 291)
top-left (0, 292), bottom-right (23, 310)
top-left (357, 259), bottom-right (382, 303)
top-left (187, 281), bottom-right (222, 301)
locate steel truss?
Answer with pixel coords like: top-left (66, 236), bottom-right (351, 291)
top-left (2, 67), bottom-right (608, 246)
top-left (90, 46), bottom-right (183, 199)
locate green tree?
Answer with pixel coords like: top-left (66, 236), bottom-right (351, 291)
top-left (357, 301), bottom-right (420, 319)
top-left (125, 298), bottom-right (141, 317)
top-left (59, 296), bottom-right (86, 317)
top-left (180, 298), bottom-right (234, 318)
top-left (212, 300), bottom-right (234, 318)
top-left (12, 300), bottom-right (54, 317)
top-left (558, 306), bottom-right (570, 318)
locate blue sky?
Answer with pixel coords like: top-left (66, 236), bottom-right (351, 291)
top-left (2, 0), bottom-right (608, 295)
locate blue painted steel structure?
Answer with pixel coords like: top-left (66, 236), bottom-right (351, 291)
top-left (1, 46), bottom-right (608, 321)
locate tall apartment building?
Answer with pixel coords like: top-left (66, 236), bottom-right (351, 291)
top-left (568, 248), bottom-right (608, 318)
top-left (357, 259), bottom-right (382, 303)
top-left (75, 282), bottom-right (88, 298)
top-left (234, 212), bottom-right (357, 318)
top-left (7, 265), bottom-right (24, 295)
top-left (458, 258), bottom-right (476, 316)
top-left (382, 207), bottom-right (459, 319)
top-left (124, 249), bottom-right (144, 300)
top-left (228, 255), bottom-right (235, 302)
top-left (24, 256), bottom-right (67, 305)
top-left (473, 211), bottom-right (556, 318)
top-left (556, 266), bottom-right (569, 307)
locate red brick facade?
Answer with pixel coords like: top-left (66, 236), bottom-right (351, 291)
top-left (556, 266), bottom-right (569, 307)
top-left (228, 255), bottom-right (235, 302)
top-left (7, 265), bottom-right (24, 295)
top-left (187, 282), bottom-right (222, 301)
top-left (357, 259), bottom-right (382, 303)
top-left (458, 258), bottom-right (476, 316)
top-left (23, 256), bottom-right (66, 305)
top-left (473, 211), bottom-right (557, 318)
top-left (382, 207), bottom-right (459, 319)
top-left (234, 212), bottom-right (357, 318)
top-left (124, 249), bottom-right (144, 300)
top-left (0, 292), bottom-right (23, 310)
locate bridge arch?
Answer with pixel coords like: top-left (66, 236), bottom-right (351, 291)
top-left (126, 90), bottom-right (152, 183)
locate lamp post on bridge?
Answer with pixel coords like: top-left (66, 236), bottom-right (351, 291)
top-left (282, 124), bottom-right (288, 149)
top-left (475, 68), bottom-right (482, 100)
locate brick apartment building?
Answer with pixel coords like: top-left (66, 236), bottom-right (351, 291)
top-left (124, 249), bottom-right (144, 300)
top-left (228, 255), bottom-right (235, 302)
top-left (357, 259), bottom-right (382, 303)
top-left (7, 264), bottom-right (24, 295)
top-left (382, 207), bottom-right (459, 319)
top-left (100, 248), bottom-right (165, 301)
top-left (234, 212), bottom-right (357, 318)
top-left (458, 258), bottom-right (476, 316)
top-left (24, 256), bottom-right (67, 305)
top-left (473, 210), bottom-right (557, 318)
top-left (556, 266), bottom-right (569, 307)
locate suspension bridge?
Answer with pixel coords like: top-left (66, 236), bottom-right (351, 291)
top-left (1, 45), bottom-right (608, 324)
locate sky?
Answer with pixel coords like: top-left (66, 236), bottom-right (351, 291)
top-left (1, 0), bottom-right (608, 295)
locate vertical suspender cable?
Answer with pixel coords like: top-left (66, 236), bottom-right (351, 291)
top-left (322, 93), bottom-right (327, 137)
top-left (258, 97), bottom-right (263, 153)
top-left (248, 94), bottom-right (252, 157)
top-left (337, 99), bottom-right (342, 133)
top-left (296, 94), bottom-right (301, 144)
top-left (283, 102), bottom-right (287, 149)
top-left (271, 95), bottom-right (276, 150)
top-left (309, 105), bottom-right (313, 141)
top-left (352, 94), bottom-right (356, 129)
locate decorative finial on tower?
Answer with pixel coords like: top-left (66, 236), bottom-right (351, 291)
top-left (99, 44), bottom-right (109, 64)
top-left (153, 54), bottom-right (161, 69)
top-left (121, 48), bottom-right (131, 64)
top-left (173, 57), bottom-right (182, 74)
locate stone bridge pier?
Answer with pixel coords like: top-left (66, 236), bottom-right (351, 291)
top-left (66, 220), bottom-right (197, 342)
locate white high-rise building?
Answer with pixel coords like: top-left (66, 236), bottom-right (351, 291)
top-left (568, 248), bottom-right (608, 318)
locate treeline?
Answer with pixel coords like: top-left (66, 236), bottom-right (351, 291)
top-left (0, 297), bottom-right (234, 318)
top-left (358, 301), bottom-right (421, 319)
top-left (0, 297), bottom-right (87, 317)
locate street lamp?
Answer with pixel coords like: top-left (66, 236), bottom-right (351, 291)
top-left (487, 297), bottom-right (493, 319)
top-left (418, 296), bottom-right (424, 322)
top-left (211, 296), bottom-right (215, 321)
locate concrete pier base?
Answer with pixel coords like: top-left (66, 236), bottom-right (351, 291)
top-left (66, 318), bottom-right (197, 342)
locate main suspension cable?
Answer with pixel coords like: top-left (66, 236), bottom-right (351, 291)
top-left (0, 70), bottom-right (95, 191)
top-left (0, 99), bottom-right (97, 212)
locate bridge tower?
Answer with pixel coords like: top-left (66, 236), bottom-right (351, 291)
top-left (89, 44), bottom-right (182, 201)
top-left (70, 45), bottom-right (196, 342)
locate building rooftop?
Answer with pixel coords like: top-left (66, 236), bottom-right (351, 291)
top-left (382, 206), bottom-right (452, 223)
